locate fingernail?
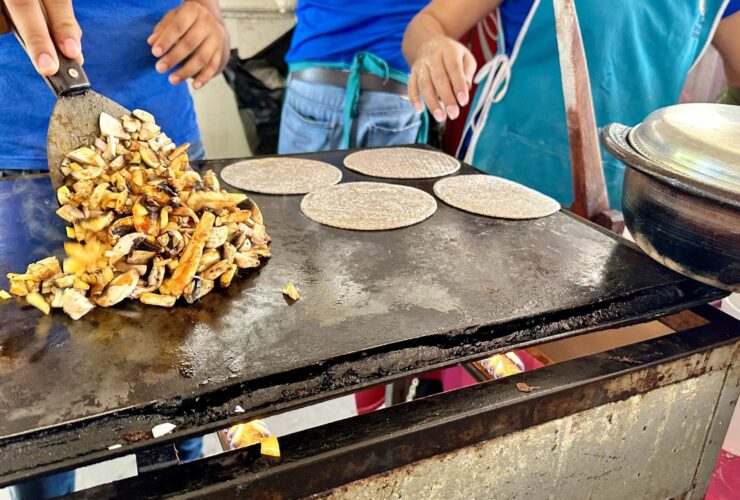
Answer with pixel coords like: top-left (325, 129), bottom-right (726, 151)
top-left (413, 102), bottom-right (424, 112)
top-left (457, 91), bottom-right (469, 106)
top-left (169, 75), bottom-right (180, 84)
top-left (446, 105), bottom-right (459, 120)
top-left (152, 45), bottom-right (163, 57)
top-left (432, 109), bottom-right (446, 122)
top-left (146, 34), bottom-right (154, 45)
top-left (156, 61), bottom-right (168, 73)
top-left (63, 38), bottom-right (80, 58)
top-left (37, 53), bottom-right (55, 72)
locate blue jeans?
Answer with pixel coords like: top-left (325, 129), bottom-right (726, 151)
top-left (9, 136), bottom-right (206, 500)
top-left (278, 78), bottom-right (422, 154)
top-left (9, 438), bottom-right (204, 499)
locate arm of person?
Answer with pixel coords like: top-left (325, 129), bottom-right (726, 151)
top-left (713, 11), bottom-right (740, 87)
top-left (147, 0), bottom-right (230, 89)
top-left (0, 0), bottom-right (82, 76)
top-left (402, 0), bottom-right (502, 121)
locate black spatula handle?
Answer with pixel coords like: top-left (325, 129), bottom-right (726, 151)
top-left (1, 2), bottom-right (91, 97)
top-left (45, 52), bottom-right (90, 97)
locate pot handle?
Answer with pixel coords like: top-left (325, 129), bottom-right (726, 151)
top-left (600, 123), bottom-right (645, 165)
top-left (600, 123), bottom-right (671, 176)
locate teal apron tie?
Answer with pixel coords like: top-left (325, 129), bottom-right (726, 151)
top-left (289, 52), bottom-right (429, 148)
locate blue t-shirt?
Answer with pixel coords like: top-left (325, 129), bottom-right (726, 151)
top-left (285, 0), bottom-right (430, 73)
top-left (500, 0), bottom-right (740, 56)
top-left (0, 0), bottom-right (201, 170)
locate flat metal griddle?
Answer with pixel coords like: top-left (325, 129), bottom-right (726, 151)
top-left (0, 147), bottom-right (726, 484)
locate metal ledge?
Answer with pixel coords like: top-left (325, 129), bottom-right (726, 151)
top-left (70, 305), bottom-right (739, 498)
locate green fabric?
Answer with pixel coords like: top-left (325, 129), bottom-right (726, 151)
top-left (289, 52), bottom-right (429, 148)
top-left (718, 84), bottom-right (740, 106)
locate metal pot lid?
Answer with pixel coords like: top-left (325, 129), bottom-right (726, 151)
top-left (628, 103), bottom-right (740, 204)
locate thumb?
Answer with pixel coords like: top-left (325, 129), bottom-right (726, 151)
top-left (45, 0), bottom-right (83, 62)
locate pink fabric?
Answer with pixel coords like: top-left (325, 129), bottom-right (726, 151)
top-left (354, 387), bottom-right (385, 415)
top-left (706, 450), bottom-right (740, 500)
top-left (354, 350), bottom-right (546, 413)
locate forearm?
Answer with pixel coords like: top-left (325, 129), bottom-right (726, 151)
top-left (713, 12), bottom-right (740, 86)
top-left (403, 0), bottom-right (501, 66)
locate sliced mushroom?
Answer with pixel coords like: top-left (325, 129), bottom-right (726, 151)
top-left (197, 249), bottom-right (221, 273)
top-left (109, 232), bottom-right (147, 264)
top-left (130, 259), bottom-right (168, 299)
top-left (51, 289), bottom-right (64, 308)
top-left (70, 166), bottom-right (103, 181)
top-left (114, 261), bottom-right (148, 276)
top-left (95, 270), bottom-right (139, 307)
top-left (132, 197), bottom-right (160, 237)
top-left (62, 288), bottom-right (95, 320)
top-left (157, 230), bottom-right (185, 257)
top-left (139, 292), bottom-right (176, 307)
top-left (100, 112), bottom-right (130, 139)
top-left (222, 242), bottom-right (236, 264)
top-left (133, 109), bottom-right (155, 123)
top-left (56, 204), bottom-right (85, 224)
top-left (148, 133), bottom-right (170, 153)
top-left (186, 191), bottom-right (246, 211)
top-left (205, 226), bottom-right (228, 249)
top-left (201, 259), bottom-right (231, 280)
top-left (202, 170), bottom-right (220, 191)
top-left (66, 147), bottom-right (106, 167)
top-left (121, 114), bottom-right (141, 133)
top-left (219, 264), bottom-right (238, 288)
top-left (183, 277), bottom-right (214, 304)
top-left (127, 250), bottom-right (156, 265)
top-left (138, 121), bottom-right (161, 141)
top-left (230, 223), bottom-right (249, 250)
top-left (168, 143), bottom-right (190, 160)
top-left (140, 146), bottom-right (160, 168)
top-left (108, 216), bottom-right (135, 245)
top-left (234, 252), bottom-right (260, 269)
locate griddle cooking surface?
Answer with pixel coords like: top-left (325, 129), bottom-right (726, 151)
top-left (0, 148), bottom-right (724, 443)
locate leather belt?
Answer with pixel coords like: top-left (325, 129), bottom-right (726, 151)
top-left (291, 67), bottom-right (407, 95)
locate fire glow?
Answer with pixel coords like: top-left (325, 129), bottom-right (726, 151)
top-left (479, 352), bottom-right (525, 379)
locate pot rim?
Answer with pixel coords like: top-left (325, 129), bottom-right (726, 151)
top-left (601, 123), bottom-right (740, 209)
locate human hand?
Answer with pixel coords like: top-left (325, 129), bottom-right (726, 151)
top-left (147, 0), bottom-right (229, 89)
top-left (0, 0), bottom-right (82, 76)
top-left (408, 36), bottom-right (476, 122)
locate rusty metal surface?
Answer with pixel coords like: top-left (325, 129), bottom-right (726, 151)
top-left (72, 305), bottom-right (740, 499)
top-left (0, 148), bottom-right (727, 484)
top-left (323, 374), bottom-right (727, 500)
top-left (47, 92), bottom-right (130, 190)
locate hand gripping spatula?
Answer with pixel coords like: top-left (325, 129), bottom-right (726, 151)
top-left (2, 4), bottom-right (129, 191)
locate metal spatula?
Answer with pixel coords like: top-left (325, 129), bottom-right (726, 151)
top-left (2, 4), bottom-right (129, 190)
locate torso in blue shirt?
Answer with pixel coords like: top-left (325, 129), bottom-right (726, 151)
top-left (0, 0), bottom-right (200, 170)
top-left (500, 0), bottom-right (740, 56)
top-left (285, 0), bottom-right (430, 73)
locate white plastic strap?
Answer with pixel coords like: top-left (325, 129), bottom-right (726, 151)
top-left (461, 0), bottom-right (542, 164)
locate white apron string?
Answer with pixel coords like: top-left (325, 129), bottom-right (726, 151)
top-left (460, 0), bottom-right (542, 164)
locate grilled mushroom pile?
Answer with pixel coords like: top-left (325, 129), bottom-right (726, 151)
top-left (6, 110), bottom-right (270, 319)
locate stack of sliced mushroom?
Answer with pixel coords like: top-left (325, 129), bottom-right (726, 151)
top-left (6, 110), bottom-right (270, 319)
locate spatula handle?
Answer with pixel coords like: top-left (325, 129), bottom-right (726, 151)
top-left (1, 2), bottom-right (91, 97)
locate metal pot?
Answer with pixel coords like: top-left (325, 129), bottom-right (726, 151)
top-left (601, 104), bottom-right (740, 292)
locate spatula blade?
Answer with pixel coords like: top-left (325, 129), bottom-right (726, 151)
top-left (47, 91), bottom-right (130, 190)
